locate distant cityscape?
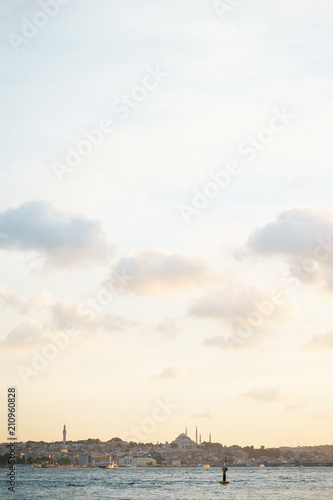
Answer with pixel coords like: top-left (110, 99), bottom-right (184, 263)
top-left (1, 426), bottom-right (333, 468)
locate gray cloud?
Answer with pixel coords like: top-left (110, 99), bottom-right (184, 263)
top-left (0, 201), bottom-right (113, 267)
top-left (109, 248), bottom-right (220, 296)
top-left (188, 279), bottom-right (267, 320)
top-left (49, 299), bottom-right (135, 333)
top-left (0, 319), bottom-right (46, 351)
top-left (247, 208), bottom-right (332, 255)
top-left (244, 207), bottom-right (333, 291)
top-left (189, 273), bottom-right (292, 348)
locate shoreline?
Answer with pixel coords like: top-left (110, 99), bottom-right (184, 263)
top-left (4, 463), bottom-right (333, 469)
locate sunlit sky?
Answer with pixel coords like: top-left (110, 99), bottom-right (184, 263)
top-left (1, 0), bottom-right (333, 447)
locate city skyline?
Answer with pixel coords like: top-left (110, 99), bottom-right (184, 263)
top-left (1, 0), bottom-right (333, 449)
top-left (4, 433), bottom-right (333, 469)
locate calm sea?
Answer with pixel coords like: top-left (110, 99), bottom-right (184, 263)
top-left (1, 466), bottom-right (333, 499)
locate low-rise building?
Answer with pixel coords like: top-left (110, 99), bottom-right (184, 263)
top-left (78, 455), bottom-right (91, 466)
top-left (118, 456), bottom-right (156, 467)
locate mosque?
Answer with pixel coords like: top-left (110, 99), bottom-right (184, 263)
top-left (171, 428), bottom-right (211, 450)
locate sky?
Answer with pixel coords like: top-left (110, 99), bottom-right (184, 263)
top-left (0, 0), bottom-right (333, 448)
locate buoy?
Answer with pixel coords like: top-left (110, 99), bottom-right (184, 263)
top-left (219, 457), bottom-right (230, 484)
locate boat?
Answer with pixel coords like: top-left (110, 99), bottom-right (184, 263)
top-left (99, 462), bottom-right (118, 469)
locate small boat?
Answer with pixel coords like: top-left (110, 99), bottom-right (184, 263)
top-left (99, 462), bottom-right (118, 469)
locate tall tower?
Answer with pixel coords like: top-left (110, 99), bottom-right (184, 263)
top-left (199, 434), bottom-right (202, 445)
top-left (63, 424), bottom-right (67, 445)
top-left (185, 427), bottom-right (187, 436)
top-left (209, 433), bottom-right (211, 443)
top-left (196, 426), bottom-right (198, 445)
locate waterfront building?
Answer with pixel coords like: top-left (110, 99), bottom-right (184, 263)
top-left (78, 455), bottom-right (91, 466)
top-left (118, 456), bottom-right (156, 467)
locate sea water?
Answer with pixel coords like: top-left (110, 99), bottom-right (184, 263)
top-left (1, 466), bottom-right (333, 499)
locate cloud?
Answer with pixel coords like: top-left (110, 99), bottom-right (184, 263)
top-left (302, 330), bottom-right (333, 351)
top-left (246, 207), bottom-right (333, 256)
top-left (285, 404), bottom-right (303, 412)
top-left (108, 248), bottom-right (220, 296)
top-left (0, 319), bottom-right (46, 351)
top-left (155, 318), bottom-right (181, 339)
top-left (0, 200), bottom-right (113, 267)
top-left (151, 367), bottom-right (183, 380)
top-left (24, 291), bottom-right (53, 311)
top-left (0, 290), bottom-right (135, 354)
top-left (190, 412), bottom-right (214, 419)
top-left (189, 273), bottom-right (292, 348)
top-left (188, 280), bottom-right (265, 320)
top-left (0, 284), bottom-right (23, 310)
top-left (0, 285), bottom-right (52, 315)
top-left (49, 299), bottom-right (135, 333)
top-left (242, 207), bottom-right (333, 290)
top-left (243, 386), bottom-right (286, 403)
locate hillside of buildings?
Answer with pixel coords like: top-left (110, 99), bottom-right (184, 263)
top-left (2, 433), bottom-right (333, 467)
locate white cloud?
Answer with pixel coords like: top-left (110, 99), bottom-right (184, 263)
top-left (109, 248), bottom-right (221, 296)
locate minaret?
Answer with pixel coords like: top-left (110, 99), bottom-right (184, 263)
top-left (185, 427), bottom-right (187, 436)
top-left (63, 424), bottom-right (67, 445)
top-left (209, 433), bottom-right (211, 443)
top-left (196, 426), bottom-right (198, 445)
top-left (199, 434), bottom-right (202, 445)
